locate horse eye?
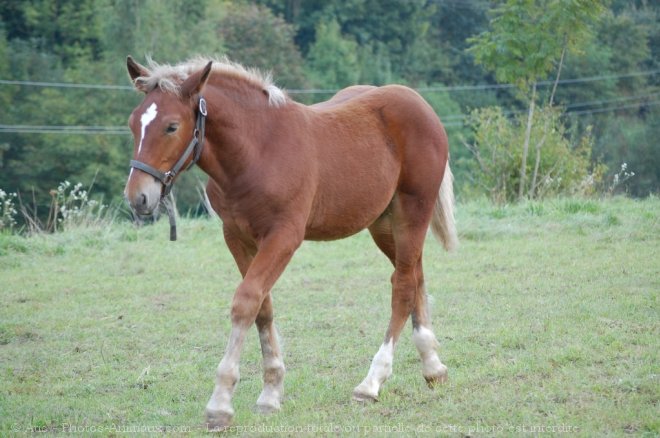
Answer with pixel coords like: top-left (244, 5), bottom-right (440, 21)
top-left (165, 123), bottom-right (179, 134)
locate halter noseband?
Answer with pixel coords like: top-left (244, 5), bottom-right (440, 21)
top-left (129, 96), bottom-right (207, 241)
top-left (130, 96), bottom-right (207, 198)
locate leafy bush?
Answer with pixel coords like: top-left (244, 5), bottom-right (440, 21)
top-left (462, 106), bottom-right (606, 203)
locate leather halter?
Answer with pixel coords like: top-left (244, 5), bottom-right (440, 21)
top-left (130, 96), bottom-right (207, 197)
top-left (129, 96), bottom-right (207, 241)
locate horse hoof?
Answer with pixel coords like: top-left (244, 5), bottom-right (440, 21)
top-left (424, 368), bottom-right (448, 388)
top-left (352, 389), bottom-right (378, 403)
top-left (256, 402), bottom-right (280, 414)
top-left (204, 409), bottom-right (233, 431)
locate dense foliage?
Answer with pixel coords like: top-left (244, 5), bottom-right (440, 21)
top-left (0, 0), bottom-right (657, 218)
top-left (462, 106), bottom-right (605, 202)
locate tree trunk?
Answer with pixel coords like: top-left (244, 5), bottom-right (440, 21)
top-left (518, 82), bottom-right (536, 200)
top-left (549, 44), bottom-right (566, 107)
top-left (529, 44), bottom-right (566, 198)
top-left (529, 132), bottom-right (547, 199)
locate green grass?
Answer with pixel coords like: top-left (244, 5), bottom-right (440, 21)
top-left (1, 197), bottom-right (658, 436)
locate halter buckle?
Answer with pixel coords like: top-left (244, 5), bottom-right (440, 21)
top-left (163, 171), bottom-right (175, 185)
top-left (199, 97), bottom-right (207, 116)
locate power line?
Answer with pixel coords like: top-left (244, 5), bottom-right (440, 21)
top-left (0, 124), bottom-right (128, 130)
top-left (417, 70), bottom-right (660, 93)
top-left (566, 99), bottom-right (660, 116)
top-left (1, 92), bottom-right (657, 135)
top-left (0, 124), bottom-right (129, 135)
top-left (288, 70), bottom-right (660, 94)
top-left (0, 129), bottom-right (129, 135)
top-left (0, 79), bottom-right (133, 91)
top-left (442, 98), bottom-right (660, 127)
top-left (564, 91), bottom-right (660, 109)
top-left (440, 91), bottom-right (660, 121)
top-left (2, 69), bottom-right (658, 94)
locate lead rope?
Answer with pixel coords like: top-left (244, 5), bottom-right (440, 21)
top-left (163, 192), bottom-right (177, 241)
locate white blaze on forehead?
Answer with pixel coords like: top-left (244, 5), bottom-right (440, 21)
top-left (137, 103), bottom-right (158, 154)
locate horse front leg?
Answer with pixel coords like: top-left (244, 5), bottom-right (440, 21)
top-left (255, 293), bottom-right (285, 413)
top-left (205, 230), bottom-right (301, 430)
top-left (218, 227), bottom-right (285, 415)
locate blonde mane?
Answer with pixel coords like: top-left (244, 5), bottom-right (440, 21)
top-left (135, 56), bottom-right (288, 108)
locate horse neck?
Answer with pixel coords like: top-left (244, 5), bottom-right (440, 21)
top-left (196, 82), bottom-right (278, 189)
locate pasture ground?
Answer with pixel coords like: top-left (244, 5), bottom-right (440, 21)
top-left (1, 196), bottom-right (658, 436)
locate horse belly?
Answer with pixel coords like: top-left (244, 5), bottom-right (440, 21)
top-left (304, 150), bottom-right (399, 241)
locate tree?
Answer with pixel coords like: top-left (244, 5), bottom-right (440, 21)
top-left (14, 0), bottom-right (103, 65)
top-left (0, 0), bottom-right (229, 218)
top-left (256, 0), bottom-right (436, 86)
top-left (468, 0), bottom-right (607, 200)
top-left (556, 3), bottom-right (658, 196)
top-left (305, 19), bottom-right (359, 90)
top-left (0, 25), bottom-right (10, 170)
top-left (100, 0), bottom-right (223, 64)
top-left (218, 3), bottom-right (306, 89)
top-left (426, 0), bottom-right (491, 86)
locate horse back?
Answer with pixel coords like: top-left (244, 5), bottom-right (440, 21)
top-left (311, 85), bottom-right (377, 110)
top-left (301, 85), bottom-right (447, 240)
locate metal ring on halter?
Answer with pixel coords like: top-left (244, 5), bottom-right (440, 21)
top-left (162, 171), bottom-right (175, 186)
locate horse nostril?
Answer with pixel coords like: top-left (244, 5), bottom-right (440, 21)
top-left (141, 193), bottom-right (148, 206)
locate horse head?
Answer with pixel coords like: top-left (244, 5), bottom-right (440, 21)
top-left (124, 56), bottom-right (212, 218)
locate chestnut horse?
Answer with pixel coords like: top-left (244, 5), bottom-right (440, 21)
top-left (124, 56), bottom-right (458, 429)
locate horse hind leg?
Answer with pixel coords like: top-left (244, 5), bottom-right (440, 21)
top-left (352, 215), bottom-right (397, 402)
top-left (410, 262), bottom-right (448, 386)
top-left (353, 210), bottom-right (422, 400)
top-left (385, 191), bottom-right (447, 387)
top-left (353, 195), bottom-right (446, 402)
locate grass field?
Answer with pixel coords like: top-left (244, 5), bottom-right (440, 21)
top-left (1, 197), bottom-right (658, 436)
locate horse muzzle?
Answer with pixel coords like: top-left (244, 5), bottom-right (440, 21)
top-left (125, 172), bottom-right (162, 218)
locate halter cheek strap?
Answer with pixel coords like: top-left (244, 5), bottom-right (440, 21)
top-left (129, 96), bottom-right (207, 241)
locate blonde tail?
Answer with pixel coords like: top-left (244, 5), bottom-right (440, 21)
top-left (431, 161), bottom-right (458, 252)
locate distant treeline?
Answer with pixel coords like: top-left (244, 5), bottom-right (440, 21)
top-left (0, 0), bottom-right (657, 214)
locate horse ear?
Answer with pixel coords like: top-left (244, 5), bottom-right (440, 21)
top-left (127, 56), bottom-right (150, 93)
top-left (180, 61), bottom-right (213, 99)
